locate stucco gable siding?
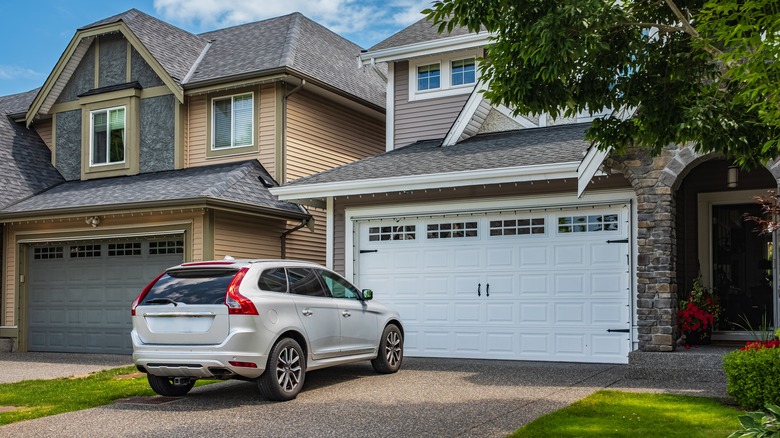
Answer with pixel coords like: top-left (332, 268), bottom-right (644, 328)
top-left (98, 34), bottom-right (127, 88)
top-left (393, 61), bottom-right (468, 149)
top-left (140, 95), bottom-right (176, 173)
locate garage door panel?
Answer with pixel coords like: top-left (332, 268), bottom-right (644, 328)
top-left (424, 303), bottom-right (451, 323)
top-left (454, 248), bottom-right (481, 269)
top-left (519, 246), bottom-right (549, 266)
top-left (554, 245), bottom-right (585, 265)
top-left (454, 303), bottom-right (480, 323)
top-left (554, 303), bottom-right (586, 324)
top-left (592, 302), bottom-right (627, 324)
top-left (486, 247), bottom-right (514, 268)
top-left (519, 275), bottom-right (548, 295)
top-left (423, 249), bottom-right (450, 269)
top-left (554, 274), bottom-right (586, 295)
top-left (393, 250), bottom-right (421, 269)
top-left (591, 272), bottom-right (625, 295)
top-left (591, 243), bottom-right (623, 265)
top-left (485, 302), bottom-right (514, 323)
top-left (423, 276), bottom-right (451, 295)
top-left (520, 303), bottom-right (549, 323)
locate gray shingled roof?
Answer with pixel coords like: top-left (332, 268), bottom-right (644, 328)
top-left (81, 9), bottom-right (207, 84)
top-left (284, 124), bottom-right (590, 187)
top-left (0, 160), bottom-right (308, 218)
top-left (369, 17), bottom-right (479, 51)
top-left (78, 10), bottom-right (384, 108)
top-left (0, 91), bottom-right (65, 210)
top-left (192, 13), bottom-right (385, 108)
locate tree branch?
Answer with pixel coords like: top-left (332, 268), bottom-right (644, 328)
top-left (623, 22), bottom-right (684, 33)
top-left (663, 0), bottom-right (725, 60)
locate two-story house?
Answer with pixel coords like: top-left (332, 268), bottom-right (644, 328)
top-left (273, 18), bottom-right (780, 364)
top-left (0, 9), bottom-right (385, 353)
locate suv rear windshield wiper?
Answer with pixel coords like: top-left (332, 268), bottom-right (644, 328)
top-left (144, 298), bottom-right (181, 306)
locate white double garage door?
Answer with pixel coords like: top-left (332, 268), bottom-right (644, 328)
top-left (354, 203), bottom-right (633, 364)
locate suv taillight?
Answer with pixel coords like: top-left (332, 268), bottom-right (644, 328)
top-left (131, 272), bottom-right (166, 316)
top-left (225, 267), bottom-right (258, 315)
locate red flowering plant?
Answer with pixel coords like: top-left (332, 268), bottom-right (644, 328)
top-left (677, 277), bottom-right (722, 342)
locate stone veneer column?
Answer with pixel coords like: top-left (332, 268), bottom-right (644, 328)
top-left (604, 145), bottom-right (707, 352)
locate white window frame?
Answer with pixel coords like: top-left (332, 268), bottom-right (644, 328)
top-left (408, 49), bottom-right (481, 102)
top-left (210, 92), bottom-right (255, 150)
top-left (89, 105), bottom-right (126, 166)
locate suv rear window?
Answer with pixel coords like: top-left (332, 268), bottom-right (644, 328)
top-left (141, 268), bottom-right (237, 305)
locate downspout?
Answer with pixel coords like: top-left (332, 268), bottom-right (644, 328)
top-left (280, 217), bottom-right (312, 259)
top-left (280, 79), bottom-right (305, 183)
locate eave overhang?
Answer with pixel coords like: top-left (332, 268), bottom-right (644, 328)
top-left (0, 197), bottom-right (310, 224)
top-left (272, 161), bottom-right (580, 205)
top-left (359, 32), bottom-right (492, 66)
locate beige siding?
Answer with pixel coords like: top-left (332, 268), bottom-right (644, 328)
top-left (185, 84), bottom-right (277, 177)
top-left (394, 61), bottom-right (469, 149)
top-left (213, 213), bottom-right (285, 260)
top-left (284, 208), bottom-right (326, 264)
top-left (2, 210), bottom-right (204, 327)
top-left (34, 119), bottom-right (54, 151)
top-left (284, 89), bottom-right (384, 182)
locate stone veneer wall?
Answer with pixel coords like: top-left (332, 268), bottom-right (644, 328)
top-left (606, 145), bottom-right (780, 352)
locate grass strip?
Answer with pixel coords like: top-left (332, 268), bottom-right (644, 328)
top-left (0, 367), bottom-right (215, 426)
top-left (510, 390), bottom-right (742, 437)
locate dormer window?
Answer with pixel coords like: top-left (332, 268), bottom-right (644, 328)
top-left (451, 58), bottom-right (476, 86)
top-left (212, 92), bottom-right (254, 149)
top-left (409, 49), bottom-right (481, 101)
top-left (91, 106), bottom-right (126, 165)
top-left (417, 64), bottom-right (441, 91)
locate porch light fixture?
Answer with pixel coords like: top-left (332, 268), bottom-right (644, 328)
top-left (727, 165), bottom-right (739, 189)
top-left (85, 216), bottom-right (101, 227)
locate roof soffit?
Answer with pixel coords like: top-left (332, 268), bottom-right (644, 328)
top-left (26, 22), bottom-right (184, 125)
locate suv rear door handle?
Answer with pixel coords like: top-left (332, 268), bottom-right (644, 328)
top-left (342, 311), bottom-right (351, 318)
top-left (302, 309), bottom-right (313, 317)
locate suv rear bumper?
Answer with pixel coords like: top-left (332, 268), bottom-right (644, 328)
top-left (131, 331), bottom-right (268, 380)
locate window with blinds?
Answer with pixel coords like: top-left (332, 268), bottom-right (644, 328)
top-left (212, 92), bottom-right (254, 149)
top-left (91, 106), bottom-right (126, 165)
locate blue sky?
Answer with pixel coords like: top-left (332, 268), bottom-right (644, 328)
top-left (0, 0), bottom-right (430, 96)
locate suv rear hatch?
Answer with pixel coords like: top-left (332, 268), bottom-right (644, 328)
top-left (132, 267), bottom-right (242, 345)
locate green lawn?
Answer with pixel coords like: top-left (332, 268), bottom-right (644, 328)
top-left (0, 367), bottom-right (215, 425)
top-left (510, 390), bottom-right (742, 437)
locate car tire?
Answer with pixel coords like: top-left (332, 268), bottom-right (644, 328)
top-left (258, 338), bottom-right (306, 401)
top-left (147, 374), bottom-right (195, 396)
top-left (371, 324), bottom-right (403, 374)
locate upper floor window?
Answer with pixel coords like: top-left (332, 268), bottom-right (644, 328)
top-left (408, 49), bottom-right (481, 101)
top-left (417, 64), bottom-right (441, 91)
top-left (451, 58), bottom-right (476, 86)
top-left (91, 106), bottom-right (125, 165)
top-left (212, 92), bottom-right (254, 149)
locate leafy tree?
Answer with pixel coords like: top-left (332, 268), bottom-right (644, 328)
top-left (424, 0), bottom-right (780, 168)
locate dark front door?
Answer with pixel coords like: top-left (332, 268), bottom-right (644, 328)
top-left (712, 203), bottom-right (774, 333)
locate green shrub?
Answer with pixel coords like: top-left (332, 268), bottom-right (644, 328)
top-left (724, 346), bottom-right (780, 409)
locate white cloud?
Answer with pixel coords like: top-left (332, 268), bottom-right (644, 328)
top-left (0, 65), bottom-right (44, 81)
top-left (153, 0), bottom-right (431, 45)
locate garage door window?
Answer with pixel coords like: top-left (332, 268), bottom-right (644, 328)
top-left (368, 225), bottom-right (416, 241)
top-left (490, 218), bottom-right (545, 236)
top-left (427, 221), bottom-right (478, 239)
top-left (558, 214), bottom-right (619, 233)
top-left (70, 245), bottom-right (101, 258)
top-left (149, 240), bottom-right (183, 255)
top-left (33, 247), bottom-right (64, 259)
top-left (108, 242), bottom-right (141, 256)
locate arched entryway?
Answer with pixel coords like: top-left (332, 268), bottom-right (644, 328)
top-left (676, 159), bottom-right (778, 340)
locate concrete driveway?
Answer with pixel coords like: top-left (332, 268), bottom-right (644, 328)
top-left (0, 355), bottom-right (726, 438)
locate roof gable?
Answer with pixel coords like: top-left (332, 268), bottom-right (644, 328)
top-left (369, 18), bottom-right (475, 51)
top-left (26, 9), bottom-right (207, 125)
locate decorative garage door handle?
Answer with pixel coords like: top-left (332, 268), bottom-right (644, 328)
top-left (486, 283), bottom-right (489, 297)
top-left (607, 328), bottom-right (630, 333)
top-left (477, 283), bottom-right (481, 297)
top-left (360, 249), bottom-right (378, 253)
top-left (606, 238), bottom-right (629, 244)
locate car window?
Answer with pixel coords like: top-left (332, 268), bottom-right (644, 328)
top-left (258, 268), bottom-right (288, 293)
top-left (287, 268), bottom-right (327, 297)
top-left (318, 270), bottom-right (360, 299)
top-left (142, 268), bottom-right (236, 305)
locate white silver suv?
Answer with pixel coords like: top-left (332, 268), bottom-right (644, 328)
top-left (131, 259), bottom-right (403, 401)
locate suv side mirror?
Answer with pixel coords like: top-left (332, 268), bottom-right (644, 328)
top-left (361, 289), bottom-right (373, 301)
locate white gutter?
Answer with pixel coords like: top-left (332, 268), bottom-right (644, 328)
top-left (272, 162), bottom-right (580, 202)
top-left (359, 33), bottom-right (492, 66)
